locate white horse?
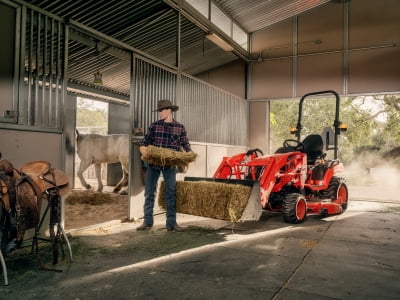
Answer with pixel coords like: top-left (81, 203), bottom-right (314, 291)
top-left (75, 131), bottom-right (129, 193)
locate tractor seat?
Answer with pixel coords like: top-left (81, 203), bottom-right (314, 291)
top-left (302, 134), bottom-right (324, 164)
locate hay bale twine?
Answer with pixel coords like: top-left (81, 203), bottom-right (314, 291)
top-left (158, 181), bottom-right (252, 222)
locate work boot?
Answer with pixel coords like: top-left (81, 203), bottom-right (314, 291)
top-left (136, 223), bottom-right (152, 231)
top-left (167, 224), bottom-right (185, 232)
top-left (6, 238), bottom-right (21, 254)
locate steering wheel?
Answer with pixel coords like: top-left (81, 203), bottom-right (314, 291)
top-left (283, 139), bottom-right (305, 151)
top-left (246, 148), bottom-right (264, 157)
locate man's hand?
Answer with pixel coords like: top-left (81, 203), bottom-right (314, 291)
top-left (139, 146), bottom-right (148, 158)
top-left (177, 165), bottom-right (188, 173)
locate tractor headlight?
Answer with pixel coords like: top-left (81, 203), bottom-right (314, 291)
top-left (338, 122), bottom-right (347, 131)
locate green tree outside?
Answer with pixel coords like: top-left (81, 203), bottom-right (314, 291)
top-left (76, 97), bottom-right (108, 134)
top-left (269, 93), bottom-right (400, 166)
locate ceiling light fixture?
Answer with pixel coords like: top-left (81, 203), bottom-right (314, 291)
top-left (93, 41), bottom-right (103, 85)
top-left (93, 70), bottom-right (103, 85)
top-left (206, 33), bottom-right (234, 52)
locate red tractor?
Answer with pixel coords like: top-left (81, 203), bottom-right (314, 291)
top-left (191, 90), bottom-right (349, 223)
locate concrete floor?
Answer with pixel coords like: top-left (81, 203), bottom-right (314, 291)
top-left (1, 196), bottom-right (399, 299)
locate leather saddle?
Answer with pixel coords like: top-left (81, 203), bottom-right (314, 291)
top-left (19, 161), bottom-right (70, 196)
top-left (1, 159), bottom-right (71, 253)
top-left (0, 159), bottom-right (18, 211)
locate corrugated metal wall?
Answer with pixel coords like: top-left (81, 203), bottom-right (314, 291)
top-left (179, 74), bottom-right (248, 145)
top-left (133, 57), bottom-right (248, 146)
top-left (133, 58), bottom-right (177, 132)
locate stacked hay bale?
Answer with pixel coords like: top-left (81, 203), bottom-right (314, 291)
top-left (143, 145), bottom-right (254, 222)
top-left (158, 181), bottom-right (253, 222)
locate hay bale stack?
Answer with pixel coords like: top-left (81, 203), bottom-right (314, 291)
top-left (142, 146), bottom-right (197, 168)
top-left (158, 181), bottom-right (252, 222)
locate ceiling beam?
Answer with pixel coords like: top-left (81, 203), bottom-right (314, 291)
top-left (163, 0), bottom-right (250, 63)
top-left (69, 30), bottom-right (131, 61)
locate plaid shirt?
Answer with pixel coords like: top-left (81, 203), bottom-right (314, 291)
top-left (142, 119), bottom-right (191, 153)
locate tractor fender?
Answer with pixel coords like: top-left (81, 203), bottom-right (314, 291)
top-left (333, 162), bottom-right (345, 174)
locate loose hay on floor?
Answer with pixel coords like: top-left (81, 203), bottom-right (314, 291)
top-left (65, 190), bottom-right (118, 205)
top-left (158, 181), bottom-right (252, 222)
top-left (142, 146), bottom-right (197, 168)
top-left (64, 189), bottom-right (128, 229)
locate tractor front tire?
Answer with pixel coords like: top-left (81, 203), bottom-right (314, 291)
top-left (321, 176), bottom-right (349, 211)
top-left (282, 193), bottom-right (307, 224)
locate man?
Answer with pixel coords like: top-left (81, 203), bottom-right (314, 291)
top-left (137, 99), bottom-right (192, 232)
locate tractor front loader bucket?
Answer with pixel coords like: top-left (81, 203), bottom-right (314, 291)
top-left (236, 181), bottom-right (262, 222)
top-left (164, 177), bottom-right (262, 222)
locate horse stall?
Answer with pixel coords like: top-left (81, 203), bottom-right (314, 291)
top-left (0, 4), bottom-right (74, 283)
top-left (67, 111), bottom-right (132, 230)
top-left (0, 0), bottom-right (249, 284)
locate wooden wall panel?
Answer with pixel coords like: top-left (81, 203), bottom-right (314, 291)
top-left (0, 129), bottom-right (62, 169)
top-left (208, 60), bottom-right (246, 98)
top-left (349, 47), bottom-right (400, 94)
top-left (249, 101), bottom-right (267, 152)
top-left (251, 58), bottom-right (293, 99)
top-left (297, 53), bottom-right (343, 96)
top-left (298, 2), bottom-right (343, 55)
top-left (251, 20), bottom-right (293, 59)
top-left (349, 0), bottom-right (399, 49)
top-left (249, 0), bottom-right (400, 99)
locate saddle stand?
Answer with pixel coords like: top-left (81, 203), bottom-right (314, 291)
top-left (1, 160), bottom-right (72, 285)
top-left (0, 247), bottom-right (7, 285)
top-left (31, 188), bottom-right (73, 272)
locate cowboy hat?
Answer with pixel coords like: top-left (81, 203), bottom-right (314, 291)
top-left (153, 99), bottom-right (179, 112)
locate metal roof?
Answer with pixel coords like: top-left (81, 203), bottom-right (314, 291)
top-left (215, 0), bottom-right (331, 32)
top-left (22, 0), bottom-right (333, 98)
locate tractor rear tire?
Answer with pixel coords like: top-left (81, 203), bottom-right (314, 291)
top-left (321, 176), bottom-right (349, 211)
top-left (282, 193), bottom-right (307, 224)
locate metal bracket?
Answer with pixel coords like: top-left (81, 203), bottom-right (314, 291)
top-left (0, 110), bottom-right (18, 123)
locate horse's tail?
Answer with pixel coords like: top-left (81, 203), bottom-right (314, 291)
top-left (65, 134), bottom-right (75, 154)
top-left (75, 129), bottom-right (85, 144)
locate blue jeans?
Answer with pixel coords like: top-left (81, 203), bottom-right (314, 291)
top-left (143, 165), bottom-right (177, 228)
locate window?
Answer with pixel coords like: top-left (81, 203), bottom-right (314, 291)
top-left (185, 0), bottom-right (248, 51)
top-left (233, 23), bottom-right (248, 50)
top-left (186, 0), bottom-right (208, 18)
top-left (210, 3), bottom-right (231, 36)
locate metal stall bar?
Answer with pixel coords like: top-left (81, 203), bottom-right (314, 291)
top-left (133, 57), bottom-right (178, 133)
top-left (34, 10), bottom-right (40, 126)
top-left (54, 21), bottom-right (62, 128)
top-left (41, 14), bottom-right (48, 127)
top-left (48, 18), bottom-right (54, 127)
top-left (179, 73), bottom-right (248, 146)
top-left (27, 8), bottom-right (34, 125)
top-left (17, 5), bottom-right (65, 132)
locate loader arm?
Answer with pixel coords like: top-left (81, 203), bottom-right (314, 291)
top-left (213, 153), bottom-right (248, 179)
top-left (256, 152), bottom-right (307, 208)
